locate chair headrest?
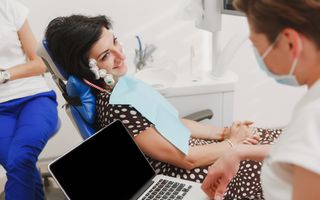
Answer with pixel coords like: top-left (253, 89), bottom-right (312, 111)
top-left (66, 75), bottom-right (96, 125)
top-left (37, 39), bottom-right (69, 81)
top-left (37, 39), bottom-right (97, 137)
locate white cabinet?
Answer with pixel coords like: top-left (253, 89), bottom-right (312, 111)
top-left (157, 71), bottom-right (237, 127)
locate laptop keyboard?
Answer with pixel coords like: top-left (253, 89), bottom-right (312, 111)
top-left (141, 179), bottom-right (192, 200)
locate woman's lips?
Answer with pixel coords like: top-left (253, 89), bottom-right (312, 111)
top-left (113, 62), bottom-right (125, 69)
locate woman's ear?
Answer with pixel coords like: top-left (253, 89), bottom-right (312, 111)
top-left (282, 28), bottom-right (303, 59)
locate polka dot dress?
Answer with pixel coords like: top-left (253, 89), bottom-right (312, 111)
top-left (96, 92), bottom-right (282, 200)
top-left (146, 138), bottom-right (216, 184)
top-left (96, 93), bottom-right (153, 137)
top-left (223, 128), bottom-right (282, 200)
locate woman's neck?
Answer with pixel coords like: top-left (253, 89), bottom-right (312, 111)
top-left (306, 64), bottom-right (320, 88)
top-left (302, 42), bottom-right (320, 88)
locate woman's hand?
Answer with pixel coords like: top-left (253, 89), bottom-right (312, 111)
top-left (228, 121), bottom-right (254, 144)
top-left (201, 149), bottom-right (241, 200)
top-left (223, 121), bottom-right (253, 138)
top-left (242, 131), bottom-right (261, 145)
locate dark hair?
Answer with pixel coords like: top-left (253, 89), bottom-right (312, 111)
top-left (45, 14), bottom-right (113, 86)
top-left (234, 0), bottom-right (320, 48)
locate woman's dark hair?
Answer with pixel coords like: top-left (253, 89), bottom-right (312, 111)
top-left (45, 15), bottom-right (113, 87)
top-left (234, 0), bottom-right (320, 48)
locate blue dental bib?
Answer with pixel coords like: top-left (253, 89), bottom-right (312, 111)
top-left (110, 75), bottom-right (190, 154)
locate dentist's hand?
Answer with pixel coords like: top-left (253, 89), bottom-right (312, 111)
top-left (201, 149), bottom-right (241, 200)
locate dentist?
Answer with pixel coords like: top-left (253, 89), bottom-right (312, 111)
top-left (201, 0), bottom-right (320, 199)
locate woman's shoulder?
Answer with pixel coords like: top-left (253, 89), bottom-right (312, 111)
top-left (96, 92), bottom-right (134, 111)
top-left (96, 92), bottom-right (110, 100)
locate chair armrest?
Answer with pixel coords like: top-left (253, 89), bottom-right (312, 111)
top-left (183, 109), bottom-right (214, 122)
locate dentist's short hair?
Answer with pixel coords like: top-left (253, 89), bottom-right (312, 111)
top-left (234, 0), bottom-right (320, 48)
top-left (45, 15), bottom-right (113, 87)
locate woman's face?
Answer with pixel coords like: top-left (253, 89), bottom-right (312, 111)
top-left (88, 27), bottom-right (127, 77)
top-left (249, 26), bottom-right (293, 76)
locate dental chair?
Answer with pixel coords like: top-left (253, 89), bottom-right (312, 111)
top-left (38, 40), bottom-right (96, 140)
top-left (37, 39), bottom-right (213, 200)
top-left (36, 40), bottom-right (97, 200)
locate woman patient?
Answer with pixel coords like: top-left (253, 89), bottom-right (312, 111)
top-left (45, 14), bottom-right (281, 199)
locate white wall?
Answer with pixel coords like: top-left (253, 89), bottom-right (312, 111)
top-left (24, 0), bottom-right (209, 75)
top-left (19, 0), bottom-right (307, 159)
top-left (219, 15), bottom-right (307, 128)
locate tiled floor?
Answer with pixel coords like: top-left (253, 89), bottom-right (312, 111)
top-left (38, 161), bottom-right (68, 200)
top-left (0, 177), bottom-right (5, 195)
top-left (0, 166), bottom-right (5, 194)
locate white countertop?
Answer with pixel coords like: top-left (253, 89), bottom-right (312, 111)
top-left (157, 70), bottom-right (238, 97)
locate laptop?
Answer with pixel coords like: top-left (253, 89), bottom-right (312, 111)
top-left (48, 120), bottom-right (210, 200)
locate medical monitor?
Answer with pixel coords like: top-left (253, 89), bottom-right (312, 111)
top-left (221, 0), bottom-right (244, 16)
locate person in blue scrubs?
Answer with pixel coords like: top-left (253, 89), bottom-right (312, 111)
top-left (0, 0), bottom-right (58, 199)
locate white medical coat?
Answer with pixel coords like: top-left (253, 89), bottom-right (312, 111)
top-left (261, 80), bottom-right (320, 200)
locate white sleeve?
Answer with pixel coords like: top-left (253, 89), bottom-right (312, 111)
top-left (271, 105), bottom-right (320, 175)
top-left (7, 0), bottom-right (29, 30)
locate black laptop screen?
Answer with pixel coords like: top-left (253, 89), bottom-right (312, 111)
top-left (49, 120), bottom-right (155, 199)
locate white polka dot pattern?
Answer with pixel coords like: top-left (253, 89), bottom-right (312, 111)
top-left (96, 93), bottom-right (153, 137)
top-left (96, 93), bottom-right (282, 200)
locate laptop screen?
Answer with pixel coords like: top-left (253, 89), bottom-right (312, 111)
top-left (49, 120), bottom-right (156, 199)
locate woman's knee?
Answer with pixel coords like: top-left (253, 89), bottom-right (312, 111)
top-left (7, 150), bottom-right (38, 171)
top-left (7, 139), bottom-right (44, 170)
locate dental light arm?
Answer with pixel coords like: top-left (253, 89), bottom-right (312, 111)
top-left (191, 0), bottom-right (246, 77)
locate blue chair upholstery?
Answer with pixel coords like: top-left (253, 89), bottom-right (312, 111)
top-left (37, 39), bottom-right (96, 139)
top-left (66, 76), bottom-right (96, 138)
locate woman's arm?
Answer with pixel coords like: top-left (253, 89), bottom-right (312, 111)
top-left (4, 20), bottom-right (46, 81)
top-left (134, 126), bottom-right (232, 170)
top-left (181, 118), bottom-right (255, 141)
top-left (293, 165), bottom-right (320, 200)
top-left (180, 118), bottom-right (224, 140)
top-left (134, 124), bottom-right (254, 170)
top-left (181, 118), bottom-right (259, 144)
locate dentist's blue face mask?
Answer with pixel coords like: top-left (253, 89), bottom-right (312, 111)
top-left (253, 35), bottom-right (301, 86)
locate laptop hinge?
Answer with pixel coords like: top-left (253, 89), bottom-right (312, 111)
top-left (130, 178), bottom-right (155, 200)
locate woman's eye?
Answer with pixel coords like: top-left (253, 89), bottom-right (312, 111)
top-left (102, 52), bottom-right (110, 61)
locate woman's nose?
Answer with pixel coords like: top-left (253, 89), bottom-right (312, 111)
top-left (114, 46), bottom-right (126, 60)
top-left (113, 49), bottom-right (126, 66)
